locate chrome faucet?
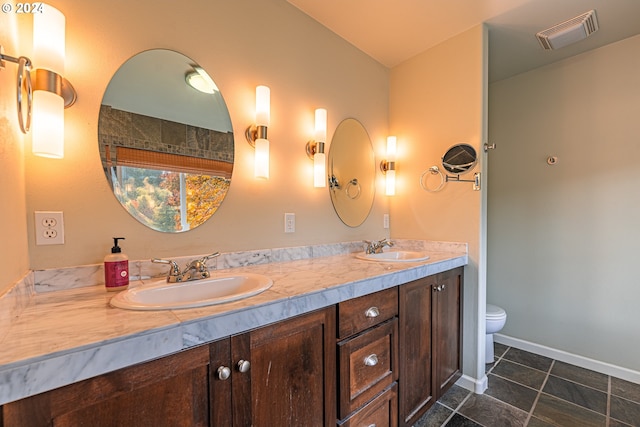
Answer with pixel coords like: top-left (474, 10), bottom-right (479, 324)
top-left (152, 252), bottom-right (220, 283)
top-left (364, 239), bottom-right (394, 254)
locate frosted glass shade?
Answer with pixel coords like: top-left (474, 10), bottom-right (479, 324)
top-left (314, 108), bottom-right (327, 142)
top-left (255, 86), bottom-right (270, 127)
top-left (32, 90), bottom-right (64, 158)
top-left (313, 152), bottom-right (326, 188)
top-left (33, 4), bottom-right (65, 74)
top-left (254, 138), bottom-right (269, 179)
top-left (385, 169), bottom-right (396, 196)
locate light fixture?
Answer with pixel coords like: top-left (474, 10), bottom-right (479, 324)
top-left (245, 85), bottom-right (270, 179)
top-left (305, 108), bottom-right (327, 188)
top-left (0, 3), bottom-right (76, 159)
top-left (380, 136), bottom-right (396, 196)
top-left (185, 66), bottom-right (218, 94)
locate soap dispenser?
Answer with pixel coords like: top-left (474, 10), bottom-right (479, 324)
top-left (104, 237), bottom-right (129, 291)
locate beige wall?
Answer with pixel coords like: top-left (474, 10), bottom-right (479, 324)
top-left (2, 0), bottom-right (390, 275)
top-left (0, 13), bottom-right (30, 295)
top-left (390, 25), bottom-right (487, 381)
top-left (488, 34), bottom-right (640, 371)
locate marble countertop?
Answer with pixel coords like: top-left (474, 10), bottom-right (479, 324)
top-left (0, 245), bottom-right (467, 406)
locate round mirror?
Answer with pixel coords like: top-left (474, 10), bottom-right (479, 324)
top-left (327, 118), bottom-right (376, 227)
top-left (442, 143), bottom-right (477, 174)
top-left (98, 49), bottom-right (234, 232)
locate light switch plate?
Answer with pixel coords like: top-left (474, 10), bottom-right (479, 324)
top-left (284, 213), bottom-right (295, 233)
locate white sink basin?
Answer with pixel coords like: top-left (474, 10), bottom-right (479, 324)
top-left (356, 250), bottom-right (430, 262)
top-left (110, 273), bottom-right (273, 311)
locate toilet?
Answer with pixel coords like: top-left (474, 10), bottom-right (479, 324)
top-left (486, 304), bottom-right (507, 363)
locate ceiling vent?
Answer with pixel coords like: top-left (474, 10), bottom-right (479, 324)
top-left (536, 10), bottom-right (599, 50)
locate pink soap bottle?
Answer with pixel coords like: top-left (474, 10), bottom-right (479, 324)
top-left (104, 237), bottom-right (129, 292)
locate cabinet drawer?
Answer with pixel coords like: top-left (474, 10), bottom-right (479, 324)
top-left (338, 319), bottom-right (398, 419)
top-left (338, 287), bottom-right (398, 339)
top-left (339, 383), bottom-right (397, 427)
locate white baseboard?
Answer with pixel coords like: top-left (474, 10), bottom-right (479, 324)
top-left (495, 333), bottom-right (640, 385)
top-left (456, 373), bottom-right (488, 394)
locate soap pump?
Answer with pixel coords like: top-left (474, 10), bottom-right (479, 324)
top-left (104, 237), bottom-right (129, 291)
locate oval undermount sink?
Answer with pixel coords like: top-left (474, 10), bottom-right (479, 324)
top-left (355, 251), bottom-right (430, 262)
top-left (110, 273), bottom-right (273, 311)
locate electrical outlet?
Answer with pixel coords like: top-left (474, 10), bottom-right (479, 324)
top-left (284, 213), bottom-right (295, 233)
top-left (35, 211), bottom-right (65, 245)
top-left (383, 214), bottom-right (390, 229)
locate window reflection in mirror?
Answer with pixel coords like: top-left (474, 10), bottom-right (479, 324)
top-left (98, 49), bottom-right (234, 232)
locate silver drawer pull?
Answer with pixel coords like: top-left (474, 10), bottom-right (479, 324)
top-left (364, 354), bottom-right (379, 367)
top-left (365, 306), bottom-right (380, 318)
top-left (368, 425), bottom-right (376, 427)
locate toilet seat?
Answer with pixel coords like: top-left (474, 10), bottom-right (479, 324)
top-left (486, 304), bottom-right (506, 320)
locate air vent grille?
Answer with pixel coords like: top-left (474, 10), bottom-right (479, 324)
top-left (536, 10), bottom-right (599, 50)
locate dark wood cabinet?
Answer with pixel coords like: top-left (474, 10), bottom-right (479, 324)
top-left (398, 267), bottom-right (463, 427)
top-left (432, 267), bottom-right (463, 398)
top-left (211, 306), bottom-right (336, 427)
top-left (337, 287), bottom-right (399, 425)
top-left (1, 268), bottom-right (463, 427)
top-left (2, 344), bottom-right (211, 427)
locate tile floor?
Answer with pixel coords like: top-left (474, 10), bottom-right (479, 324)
top-left (413, 343), bottom-right (640, 427)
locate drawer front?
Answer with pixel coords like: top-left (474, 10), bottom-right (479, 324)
top-left (339, 383), bottom-right (398, 427)
top-left (338, 287), bottom-right (398, 339)
top-left (338, 319), bottom-right (398, 419)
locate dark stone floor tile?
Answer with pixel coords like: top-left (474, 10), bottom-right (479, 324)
top-left (491, 359), bottom-right (547, 390)
top-left (458, 393), bottom-right (528, 427)
top-left (412, 402), bottom-right (452, 427)
top-left (494, 343), bottom-right (509, 359)
top-left (550, 361), bottom-right (608, 391)
top-left (527, 417), bottom-right (557, 427)
top-left (444, 413), bottom-right (483, 427)
top-left (611, 395), bottom-right (640, 426)
top-left (612, 377), bottom-right (640, 404)
top-left (438, 384), bottom-right (471, 410)
top-left (543, 375), bottom-right (607, 414)
top-left (609, 419), bottom-right (634, 427)
top-left (532, 393), bottom-right (605, 427)
top-left (485, 374), bottom-right (538, 412)
top-left (503, 347), bottom-right (553, 372)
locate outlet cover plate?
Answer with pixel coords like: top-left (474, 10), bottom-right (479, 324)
top-left (35, 211), bottom-right (65, 245)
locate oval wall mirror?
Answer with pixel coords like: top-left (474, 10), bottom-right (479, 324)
top-left (442, 143), bottom-right (477, 174)
top-left (98, 49), bottom-right (234, 233)
top-left (328, 118), bottom-right (376, 227)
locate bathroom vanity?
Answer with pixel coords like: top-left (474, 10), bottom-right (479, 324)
top-left (0, 244), bottom-right (466, 426)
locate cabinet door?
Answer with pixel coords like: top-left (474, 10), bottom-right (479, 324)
top-left (232, 307), bottom-right (336, 427)
top-left (432, 267), bottom-right (463, 399)
top-left (2, 345), bottom-right (211, 427)
top-left (398, 277), bottom-right (433, 427)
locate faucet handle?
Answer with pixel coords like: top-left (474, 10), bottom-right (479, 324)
top-left (201, 252), bottom-right (220, 263)
top-left (151, 258), bottom-right (180, 276)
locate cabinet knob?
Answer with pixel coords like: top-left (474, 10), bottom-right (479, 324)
top-left (365, 307), bottom-right (380, 318)
top-left (217, 366), bottom-right (231, 380)
top-left (237, 359), bottom-right (251, 373)
top-left (364, 354), bottom-right (379, 367)
top-left (433, 284), bottom-right (446, 292)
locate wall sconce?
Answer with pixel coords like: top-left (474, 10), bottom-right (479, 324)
top-left (305, 108), bottom-right (327, 188)
top-left (380, 136), bottom-right (397, 196)
top-left (0, 3), bottom-right (77, 159)
top-left (245, 85), bottom-right (270, 179)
